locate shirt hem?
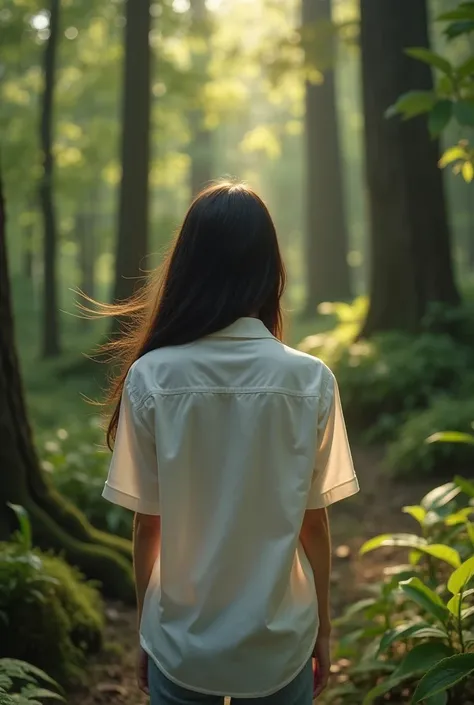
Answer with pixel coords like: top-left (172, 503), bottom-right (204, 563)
top-left (140, 630), bottom-right (318, 699)
top-left (102, 482), bottom-right (160, 515)
top-left (308, 476), bottom-right (360, 509)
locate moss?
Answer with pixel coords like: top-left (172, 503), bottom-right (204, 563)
top-left (0, 543), bottom-right (104, 686)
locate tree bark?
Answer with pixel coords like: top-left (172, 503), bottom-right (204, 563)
top-left (77, 212), bottom-right (95, 299)
top-left (39, 0), bottom-right (61, 357)
top-left (360, 0), bottom-right (459, 337)
top-left (302, 0), bottom-right (351, 316)
top-left (188, 0), bottom-right (213, 198)
top-left (112, 0), bottom-right (151, 306)
top-left (0, 174), bottom-right (134, 599)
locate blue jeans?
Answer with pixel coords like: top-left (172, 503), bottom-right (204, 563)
top-left (148, 658), bottom-right (313, 705)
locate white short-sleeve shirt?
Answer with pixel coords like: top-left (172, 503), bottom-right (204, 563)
top-left (103, 317), bottom-right (358, 698)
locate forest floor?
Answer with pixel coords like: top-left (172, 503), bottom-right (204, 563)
top-left (67, 446), bottom-right (437, 705)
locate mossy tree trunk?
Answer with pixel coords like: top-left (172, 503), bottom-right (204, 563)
top-left (302, 0), bottom-right (351, 316)
top-left (360, 0), bottom-right (460, 337)
top-left (112, 0), bottom-right (151, 308)
top-left (0, 175), bottom-right (134, 602)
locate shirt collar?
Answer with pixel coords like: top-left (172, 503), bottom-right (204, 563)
top-left (210, 317), bottom-right (275, 340)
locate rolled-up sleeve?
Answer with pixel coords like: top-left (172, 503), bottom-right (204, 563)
top-left (307, 371), bottom-right (359, 509)
top-left (102, 380), bottom-right (160, 515)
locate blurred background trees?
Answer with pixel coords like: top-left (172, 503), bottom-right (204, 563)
top-left (2, 0), bottom-right (474, 699)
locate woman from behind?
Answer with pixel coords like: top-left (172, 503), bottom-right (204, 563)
top-left (101, 181), bottom-right (359, 704)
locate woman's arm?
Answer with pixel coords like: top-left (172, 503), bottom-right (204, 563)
top-left (134, 512), bottom-right (161, 692)
top-left (300, 507), bottom-right (332, 697)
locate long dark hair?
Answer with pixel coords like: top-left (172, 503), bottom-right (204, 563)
top-left (94, 181), bottom-right (286, 448)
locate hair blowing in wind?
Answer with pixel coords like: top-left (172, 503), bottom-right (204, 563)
top-left (84, 182), bottom-right (286, 449)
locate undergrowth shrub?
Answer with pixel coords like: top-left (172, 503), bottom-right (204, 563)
top-left (388, 397), bottom-right (474, 477)
top-left (324, 480), bottom-right (474, 705)
top-left (38, 419), bottom-right (132, 539)
top-left (0, 508), bottom-right (104, 685)
top-left (0, 658), bottom-right (64, 704)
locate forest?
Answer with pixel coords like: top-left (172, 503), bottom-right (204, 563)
top-left (1, 0), bottom-right (474, 703)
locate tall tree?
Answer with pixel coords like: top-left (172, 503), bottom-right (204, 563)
top-left (0, 171), bottom-right (134, 600)
top-left (112, 0), bottom-right (151, 305)
top-left (302, 0), bottom-right (351, 316)
top-left (39, 0), bottom-right (61, 357)
top-left (360, 0), bottom-right (459, 337)
top-left (188, 0), bottom-right (214, 198)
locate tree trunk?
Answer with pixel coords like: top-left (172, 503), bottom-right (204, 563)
top-left (302, 0), bottom-right (351, 316)
top-left (188, 0), bottom-right (213, 198)
top-left (39, 0), bottom-right (61, 357)
top-left (112, 0), bottom-right (151, 306)
top-left (360, 0), bottom-right (460, 337)
top-left (22, 221), bottom-right (34, 280)
top-left (0, 175), bottom-right (134, 599)
top-left (77, 212), bottom-right (95, 299)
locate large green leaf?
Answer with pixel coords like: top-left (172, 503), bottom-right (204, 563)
top-left (445, 19), bottom-right (474, 39)
top-left (363, 642), bottom-right (453, 705)
top-left (378, 622), bottom-right (447, 655)
top-left (405, 48), bottom-right (452, 75)
top-left (447, 556), bottom-right (474, 595)
top-left (444, 508), bottom-right (473, 526)
top-left (421, 483), bottom-right (461, 511)
top-left (360, 533), bottom-right (460, 567)
top-left (428, 431), bottom-right (474, 445)
top-left (454, 99), bottom-right (474, 126)
top-left (412, 653), bottom-right (474, 703)
top-left (400, 578), bottom-right (448, 624)
top-left (425, 692), bottom-right (448, 705)
top-left (361, 533), bottom-right (427, 555)
top-left (386, 90), bottom-right (437, 119)
top-left (447, 594), bottom-right (460, 617)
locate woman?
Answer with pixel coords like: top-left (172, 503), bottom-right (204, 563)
top-left (102, 181), bottom-right (359, 704)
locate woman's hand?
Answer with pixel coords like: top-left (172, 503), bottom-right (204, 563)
top-left (313, 634), bottom-right (331, 698)
top-left (136, 645), bottom-right (149, 694)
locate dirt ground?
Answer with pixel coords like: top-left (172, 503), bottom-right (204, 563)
top-left (68, 447), bottom-right (437, 705)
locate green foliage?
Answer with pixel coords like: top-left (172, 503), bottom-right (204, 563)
top-left (39, 420), bottom-right (132, 539)
top-left (388, 1), bottom-right (474, 181)
top-left (0, 513), bottom-right (104, 685)
top-left (328, 481), bottom-right (474, 705)
top-left (388, 397), bottom-right (474, 476)
top-left (0, 658), bottom-right (64, 705)
top-left (299, 299), bottom-right (473, 444)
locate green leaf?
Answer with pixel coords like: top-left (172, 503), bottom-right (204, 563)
top-left (448, 556), bottom-right (474, 595)
top-left (426, 692), bottom-right (448, 705)
top-left (412, 653), bottom-right (474, 703)
top-left (428, 100), bottom-right (453, 137)
top-left (462, 160), bottom-right (474, 183)
top-left (428, 431), bottom-right (474, 445)
top-left (457, 56), bottom-right (474, 80)
top-left (418, 544), bottom-right (461, 568)
top-left (405, 48), bottom-right (452, 75)
top-left (378, 622), bottom-right (447, 654)
top-left (445, 508), bottom-right (473, 526)
top-left (439, 3), bottom-right (474, 21)
top-left (468, 522), bottom-right (474, 545)
top-left (445, 20), bottom-right (474, 40)
top-left (454, 99), bottom-right (474, 126)
top-left (447, 594), bottom-right (461, 616)
top-left (403, 505), bottom-right (427, 525)
top-left (421, 483), bottom-right (461, 511)
top-left (360, 533), bottom-right (427, 555)
top-left (386, 90), bottom-right (437, 119)
top-left (400, 578), bottom-right (448, 624)
top-left (439, 146), bottom-right (468, 168)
